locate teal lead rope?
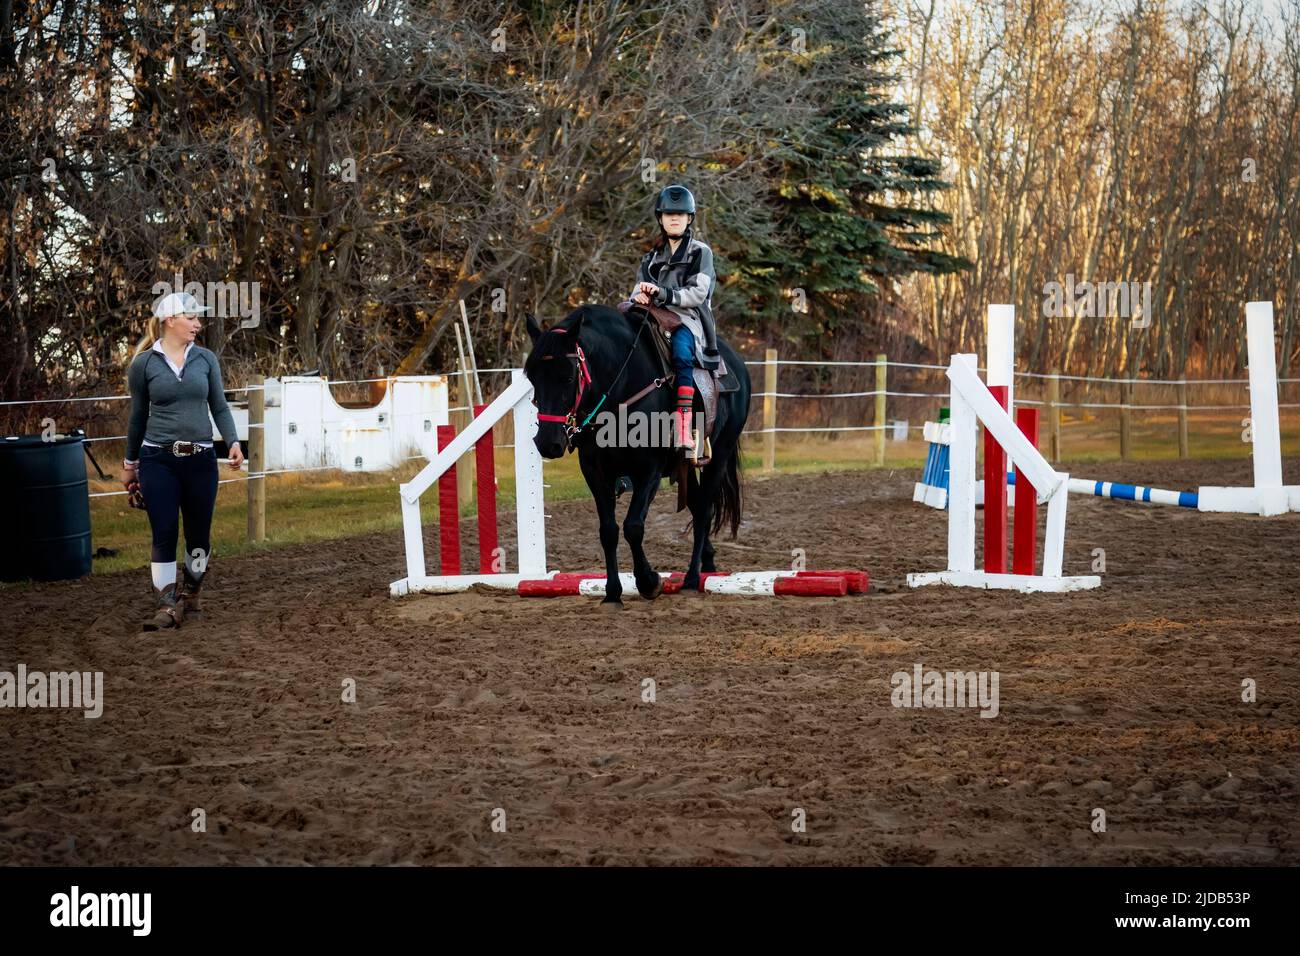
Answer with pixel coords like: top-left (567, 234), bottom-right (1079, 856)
top-left (570, 318), bottom-right (647, 437)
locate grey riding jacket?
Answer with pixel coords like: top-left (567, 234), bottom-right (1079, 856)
top-left (630, 234), bottom-right (716, 350)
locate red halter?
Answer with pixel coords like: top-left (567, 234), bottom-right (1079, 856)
top-left (535, 330), bottom-right (594, 433)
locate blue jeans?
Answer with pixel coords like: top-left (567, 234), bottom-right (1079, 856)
top-left (138, 445), bottom-right (219, 566)
top-left (670, 326), bottom-right (695, 391)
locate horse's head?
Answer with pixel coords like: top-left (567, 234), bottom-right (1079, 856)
top-left (523, 309), bottom-right (587, 459)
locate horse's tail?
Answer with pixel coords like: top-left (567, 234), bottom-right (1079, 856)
top-left (710, 442), bottom-right (743, 538)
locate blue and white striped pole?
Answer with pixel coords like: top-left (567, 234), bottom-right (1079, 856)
top-left (1006, 472), bottom-right (1198, 508)
top-left (1066, 478), bottom-right (1198, 508)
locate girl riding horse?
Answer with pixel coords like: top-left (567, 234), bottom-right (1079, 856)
top-left (629, 184), bottom-right (721, 452)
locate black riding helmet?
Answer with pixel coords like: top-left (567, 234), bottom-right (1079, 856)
top-left (654, 185), bottom-right (696, 261)
top-left (654, 184), bottom-right (696, 217)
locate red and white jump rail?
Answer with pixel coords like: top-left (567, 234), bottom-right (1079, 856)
top-left (518, 570), bottom-right (869, 597)
top-left (389, 369), bottom-right (870, 598)
top-left (908, 343), bottom-right (1101, 593)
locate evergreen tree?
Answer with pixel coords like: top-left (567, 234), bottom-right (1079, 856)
top-left (726, 0), bottom-right (969, 342)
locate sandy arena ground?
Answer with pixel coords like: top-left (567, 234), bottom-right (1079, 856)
top-left (1, 458), bottom-right (1297, 865)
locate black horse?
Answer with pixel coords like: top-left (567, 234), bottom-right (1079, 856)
top-left (524, 304), bottom-right (750, 606)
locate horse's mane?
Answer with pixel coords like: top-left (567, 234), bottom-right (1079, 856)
top-left (523, 304), bottom-right (631, 375)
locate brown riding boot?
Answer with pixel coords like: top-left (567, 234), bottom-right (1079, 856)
top-left (178, 566), bottom-right (205, 618)
top-left (142, 583), bottom-right (184, 631)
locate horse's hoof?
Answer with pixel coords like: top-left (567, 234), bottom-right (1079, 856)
top-left (681, 574), bottom-right (703, 593)
top-left (600, 598), bottom-right (625, 611)
top-left (637, 575), bottom-right (664, 601)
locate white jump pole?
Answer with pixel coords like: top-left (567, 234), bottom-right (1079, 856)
top-left (947, 354), bottom-right (978, 574)
top-left (987, 304), bottom-right (1015, 412)
top-left (1247, 302), bottom-right (1287, 516)
top-left (511, 369), bottom-right (548, 575)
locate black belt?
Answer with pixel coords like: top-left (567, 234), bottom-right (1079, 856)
top-left (165, 441), bottom-right (205, 456)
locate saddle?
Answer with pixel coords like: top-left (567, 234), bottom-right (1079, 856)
top-left (616, 301), bottom-right (740, 463)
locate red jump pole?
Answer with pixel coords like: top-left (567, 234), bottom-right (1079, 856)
top-left (1013, 406), bottom-right (1040, 575)
top-left (437, 423), bottom-right (461, 576)
top-left (473, 403), bottom-right (499, 573)
top-left (793, 569), bottom-right (870, 593)
top-left (984, 384), bottom-right (1009, 573)
top-left (774, 575), bottom-right (849, 596)
top-left (518, 579), bottom-right (580, 597)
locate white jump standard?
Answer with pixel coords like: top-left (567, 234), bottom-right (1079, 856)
top-left (1197, 301), bottom-right (1300, 515)
top-left (391, 370), bottom-right (549, 596)
top-left (908, 348), bottom-right (1101, 593)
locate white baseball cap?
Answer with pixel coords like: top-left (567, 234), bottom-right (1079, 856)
top-left (153, 291), bottom-right (211, 319)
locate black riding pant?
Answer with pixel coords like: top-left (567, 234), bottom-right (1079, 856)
top-left (138, 445), bottom-right (219, 569)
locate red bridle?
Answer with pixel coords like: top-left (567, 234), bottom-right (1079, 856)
top-left (535, 329), bottom-right (594, 435)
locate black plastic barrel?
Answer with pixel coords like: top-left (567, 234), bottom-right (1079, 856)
top-left (0, 431), bottom-right (93, 582)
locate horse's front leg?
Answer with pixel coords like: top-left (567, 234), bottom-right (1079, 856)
top-left (580, 453), bottom-right (624, 607)
top-left (623, 463), bottom-right (665, 600)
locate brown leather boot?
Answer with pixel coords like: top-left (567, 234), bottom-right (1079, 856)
top-left (178, 566), bottom-right (205, 618)
top-left (142, 583), bottom-right (184, 631)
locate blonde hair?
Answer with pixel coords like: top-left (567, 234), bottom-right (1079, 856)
top-left (130, 314), bottom-right (164, 361)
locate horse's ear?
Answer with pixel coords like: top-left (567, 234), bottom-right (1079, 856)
top-left (525, 312), bottom-right (543, 342)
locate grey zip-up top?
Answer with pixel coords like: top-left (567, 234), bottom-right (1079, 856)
top-left (126, 345), bottom-right (239, 460)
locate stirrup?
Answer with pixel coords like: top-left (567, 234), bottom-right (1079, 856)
top-left (688, 434), bottom-right (712, 467)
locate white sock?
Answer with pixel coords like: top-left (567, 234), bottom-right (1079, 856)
top-left (151, 561), bottom-right (177, 591)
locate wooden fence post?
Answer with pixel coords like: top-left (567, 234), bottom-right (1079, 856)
top-left (763, 348), bottom-right (777, 473)
top-left (874, 354), bottom-right (887, 466)
top-left (453, 385), bottom-right (473, 512)
top-left (1047, 369), bottom-right (1062, 461)
top-left (1120, 380), bottom-right (1133, 460)
top-left (1178, 378), bottom-right (1189, 458)
top-left (246, 381), bottom-right (265, 543)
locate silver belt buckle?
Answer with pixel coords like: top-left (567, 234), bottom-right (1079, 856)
top-left (172, 441), bottom-right (195, 456)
